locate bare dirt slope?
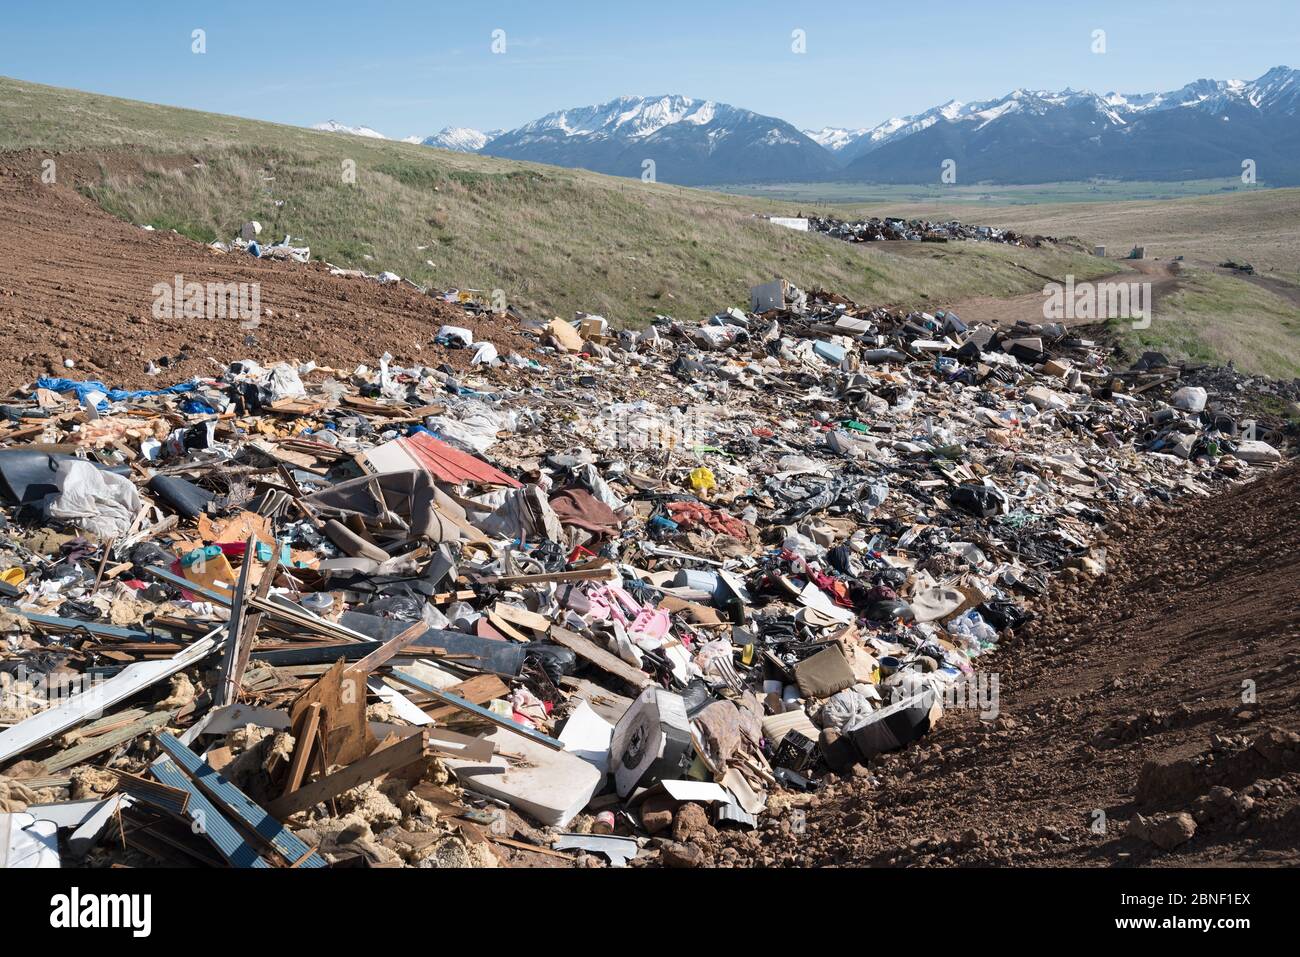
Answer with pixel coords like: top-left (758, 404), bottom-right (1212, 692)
top-left (0, 156), bottom-right (536, 391)
top-left (715, 465), bottom-right (1300, 867)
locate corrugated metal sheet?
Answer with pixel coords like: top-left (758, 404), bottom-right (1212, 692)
top-left (403, 432), bottom-right (520, 487)
top-left (364, 431), bottom-right (520, 488)
top-left (156, 733), bottom-right (325, 868)
top-left (149, 758), bottom-right (272, 868)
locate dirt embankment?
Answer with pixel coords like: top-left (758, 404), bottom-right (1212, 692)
top-left (0, 153), bottom-right (538, 392)
top-left (711, 464), bottom-right (1300, 867)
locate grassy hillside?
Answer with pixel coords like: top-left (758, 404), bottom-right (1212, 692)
top-left (0, 75), bottom-right (1113, 326)
top-left (1110, 266), bottom-right (1300, 380)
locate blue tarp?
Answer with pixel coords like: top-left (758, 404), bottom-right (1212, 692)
top-left (36, 376), bottom-right (199, 412)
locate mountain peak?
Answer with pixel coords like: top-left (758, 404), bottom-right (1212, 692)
top-left (420, 127), bottom-right (502, 152)
top-left (515, 94), bottom-right (732, 140)
top-left (482, 94), bottom-right (837, 186)
top-left (311, 120), bottom-right (386, 139)
top-left (840, 65), bottom-right (1300, 185)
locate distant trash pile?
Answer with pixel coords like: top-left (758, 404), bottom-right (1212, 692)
top-left (0, 274), bottom-right (1291, 869)
top-left (802, 215), bottom-right (1050, 247)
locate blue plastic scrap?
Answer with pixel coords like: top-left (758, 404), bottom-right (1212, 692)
top-left (813, 340), bottom-right (847, 364)
top-left (179, 398), bottom-right (217, 415)
top-left (36, 376), bottom-right (198, 413)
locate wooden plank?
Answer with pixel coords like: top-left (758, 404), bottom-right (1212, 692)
top-left (548, 625), bottom-right (651, 690)
top-left (480, 564), bottom-right (616, 587)
top-left (389, 668), bottom-right (565, 751)
top-left (228, 543), bottom-right (279, 703)
top-left (38, 710), bottom-right (175, 774)
top-left (424, 727), bottom-right (495, 762)
top-left (9, 774), bottom-right (71, 790)
top-left (280, 702), bottom-right (322, 799)
top-left (214, 535), bottom-right (257, 708)
top-left (489, 835), bottom-right (575, 861)
top-left (289, 659), bottom-right (370, 768)
top-left (72, 708), bottom-right (149, 736)
top-left (92, 538), bottom-right (115, 592)
top-left (489, 603), bottom-right (552, 634)
top-left (247, 595), bottom-right (372, 643)
top-left (420, 674), bottom-right (509, 722)
top-left (266, 730), bottom-right (427, 819)
top-left (344, 620), bottom-right (428, 678)
top-left (485, 610), bottom-right (531, 642)
top-left (558, 677), bottom-right (634, 724)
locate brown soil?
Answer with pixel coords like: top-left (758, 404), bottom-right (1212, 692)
top-left (712, 463), bottom-right (1300, 867)
top-left (0, 152), bottom-right (539, 392)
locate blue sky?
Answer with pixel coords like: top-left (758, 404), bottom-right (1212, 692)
top-left (1, 1), bottom-right (1296, 136)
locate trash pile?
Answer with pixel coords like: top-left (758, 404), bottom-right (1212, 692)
top-left (0, 278), bottom-right (1288, 869)
top-left (806, 215), bottom-right (1049, 247)
top-left (209, 221), bottom-right (312, 264)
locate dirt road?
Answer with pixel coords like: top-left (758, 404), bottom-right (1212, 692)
top-left (940, 259), bottom-right (1182, 330)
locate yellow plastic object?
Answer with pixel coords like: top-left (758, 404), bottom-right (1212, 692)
top-left (688, 467), bottom-right (716, 492)
top-left (0, 567), bottom-right (26, 587)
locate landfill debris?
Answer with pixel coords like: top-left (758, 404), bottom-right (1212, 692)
top-left (804, 215), bottom-right (1052, 247)
top-left (0, 274), bottom-right (1291, 870)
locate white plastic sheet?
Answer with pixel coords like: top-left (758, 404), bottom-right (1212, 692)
top-left (43, 461), bottom-right (141, 539)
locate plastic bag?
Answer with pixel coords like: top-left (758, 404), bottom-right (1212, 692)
top-left (44, 460), bottom-right (141, 539)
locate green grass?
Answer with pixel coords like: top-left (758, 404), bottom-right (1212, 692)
top-left (0, 74), bottom-right (1114, 326)
top-left (1109, 267), bottom-right (1300, 379)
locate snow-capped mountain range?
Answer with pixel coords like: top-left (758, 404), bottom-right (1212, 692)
top-left (311, 120), bottom-right (387, 139)
top-left (309, 66), bottom-right (1300, 185)
top-left (479, 95), bottom-right (838, 185)
top-left (833, 66), bottom-right (1300, 184)
top-left (420, 127), bottom-right (505, 152)
top-left (311, 121), bottom-right (503, 150)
